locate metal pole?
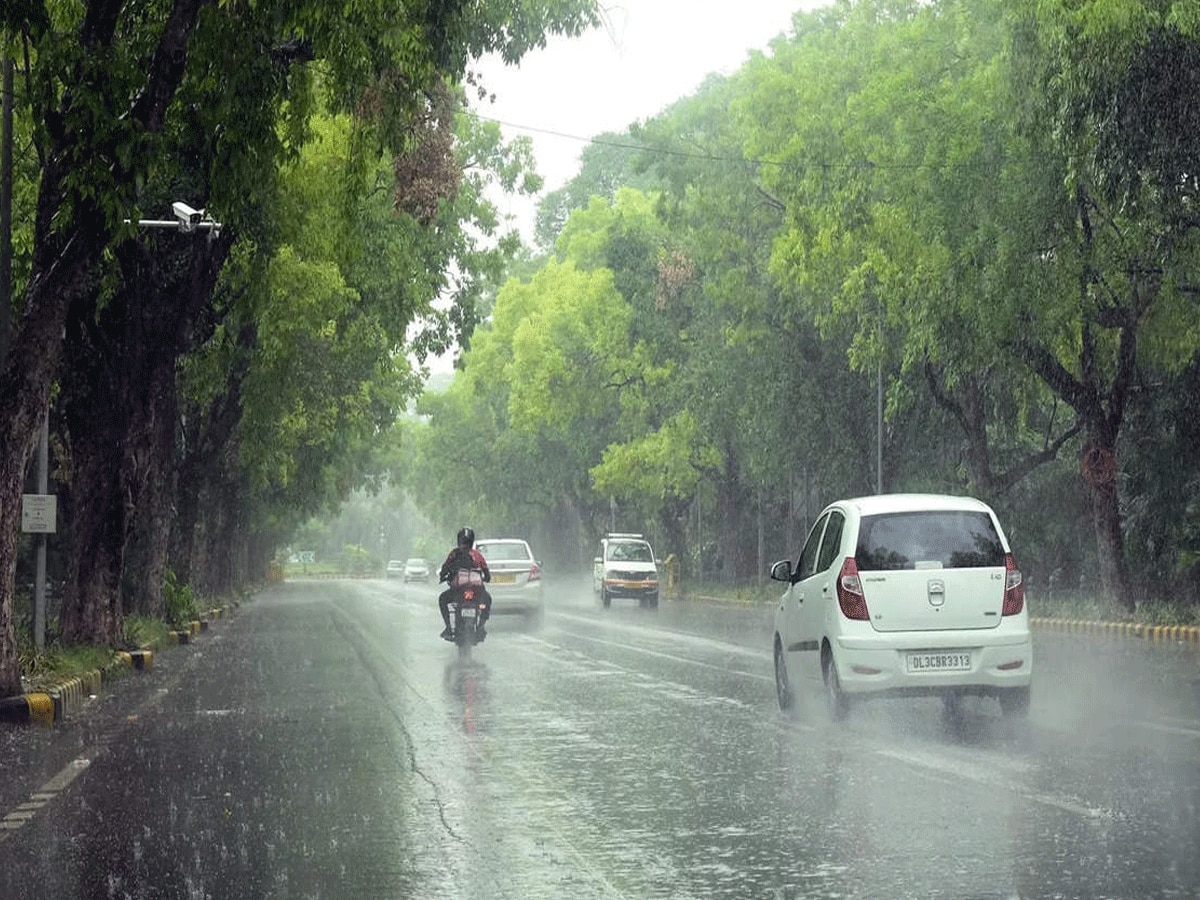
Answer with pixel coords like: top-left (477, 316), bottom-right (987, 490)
top-left (34, 411), bottom-right (48, 652)
top-left (876, 357), bottom-right (883, 494)
top-left (0, 50), bottom-right (12, 365)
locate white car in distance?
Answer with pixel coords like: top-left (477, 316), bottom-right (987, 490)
top-left (771, 493), bottom-right (1032, 720)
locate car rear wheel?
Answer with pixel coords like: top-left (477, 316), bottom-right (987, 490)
top-left (822, 647), bottom-right (851, 721)
top-left (998, 686), bottom-right (1030, 718)
top-left (773, 638), bottom-right (794, 712)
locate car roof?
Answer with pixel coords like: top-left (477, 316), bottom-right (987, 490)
top-left (834, 493), bottom-right (993, 516)
top-left (476, 538), bottom-right (529, 546)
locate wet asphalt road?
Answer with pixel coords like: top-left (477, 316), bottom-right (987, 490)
top-left (0, 576), bottom-right (1198, 899)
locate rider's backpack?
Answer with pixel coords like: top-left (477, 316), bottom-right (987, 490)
top-left (449, 546), bottom-right (483, 587)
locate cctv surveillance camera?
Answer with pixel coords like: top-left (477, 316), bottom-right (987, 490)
top-left (172, 201), bottom-right (204, 233)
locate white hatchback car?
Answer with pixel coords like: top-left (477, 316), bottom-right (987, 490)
top-left (770, 494), bottom-right (1032, 720)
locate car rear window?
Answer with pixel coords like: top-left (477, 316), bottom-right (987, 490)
top-left (477, 542), bottom-right (530, 562)
top-left (855, 511), bottom-right (1005, 571)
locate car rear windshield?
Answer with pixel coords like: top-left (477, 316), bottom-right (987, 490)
top-left (855, 511), bottom-right (1005, 571)
top-left (477, 543), bottom-right (530, 561)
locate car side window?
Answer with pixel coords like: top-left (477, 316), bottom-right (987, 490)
top-left (794, 513), bottom-right (829, 582)
top-left (815, 511), bottom-right (846, 574)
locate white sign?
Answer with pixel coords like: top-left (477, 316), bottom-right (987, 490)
top-left (21, 494), bottom-right (57, 534)
top-left (298, 550), bottom-right (315, 564)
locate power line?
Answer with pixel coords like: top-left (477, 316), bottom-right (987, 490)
top-left (467, 109), bottom-right (1018, 174)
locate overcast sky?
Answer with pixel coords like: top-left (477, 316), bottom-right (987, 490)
top-left (471, 1), bottom-right (810, 239)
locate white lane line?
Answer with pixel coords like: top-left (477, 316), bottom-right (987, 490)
top-left (0, 757), bottom-right (95, 844)
top-left (1129, 718), bottom-right (1200, 739)
top-left (875, 746), bottom-right (1112, 819)
top-left (549, 609), bottom-right (767, 660)
top-left (523, 630), bottom-right (773, 682)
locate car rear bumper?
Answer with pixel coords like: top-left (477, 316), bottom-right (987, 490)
top-left (832, 630), bottom-right (1033, 694)
top-left (486, 586), bottom-right (544, 615)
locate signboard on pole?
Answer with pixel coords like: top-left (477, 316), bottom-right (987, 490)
top-left (21, 494), bottom-right (57, 533)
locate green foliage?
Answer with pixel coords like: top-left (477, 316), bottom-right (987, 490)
top-left (339, 544), bottom-right (376, 576)
top-left (164, 570), bottom-right (201, 629)
top-left (123, 616), bottom-right (170, 650)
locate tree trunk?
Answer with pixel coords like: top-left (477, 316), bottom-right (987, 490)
top-left (122, 371), bottom-right (177, 618)
top-left (57, 286), bottom-right (131, 646)
top-left (715, 447), bottom-right (753, 582)
top-left (1081, 441), bottom-right (1132, 611)
top-left (0, 220), bottom-right (105, 695)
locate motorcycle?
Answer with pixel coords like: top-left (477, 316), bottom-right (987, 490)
top-left (442, 569), bottom-right (490, 656)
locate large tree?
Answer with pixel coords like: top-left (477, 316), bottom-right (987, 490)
top-left (0, 0), bottom-right (599, 697)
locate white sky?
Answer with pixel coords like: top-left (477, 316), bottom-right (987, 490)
top-left (471, 1), bottom-right (809, 240)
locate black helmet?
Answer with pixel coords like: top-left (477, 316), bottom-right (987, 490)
top-left (456, 526), bottom-right (475, 548)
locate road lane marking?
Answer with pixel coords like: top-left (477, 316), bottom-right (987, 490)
top-left (875, 746), bottom-right (1112, 819)
top-left (524, 631), bottom-right (773, 682)
top-left (1130, 717), bottom-right (1200, 739)
top-left (0, 758), bottom-right (94, 844)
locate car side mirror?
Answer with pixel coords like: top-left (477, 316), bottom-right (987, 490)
top-left (593, 557), bottom-right (601, 565)
top-left (769, 560), bottom-right (793, 583)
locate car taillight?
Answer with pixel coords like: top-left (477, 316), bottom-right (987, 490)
top-left (837, 557), bottom-right (869, 621)
top-left (1002, 553), bottom-right (1024, 615)
top-left (528, 562), bottom-right (541, 582)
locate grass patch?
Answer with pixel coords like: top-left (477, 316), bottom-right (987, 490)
top-left (20, 643), bottom-right (117, 692)
top-left (15, 614), bottom-right (173, 692)
top-left (124, 615), bottom-right (170, 648)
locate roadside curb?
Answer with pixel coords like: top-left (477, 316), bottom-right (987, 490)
top-left (684, 592), bottom-right (1200, 646)
top-left (1030, 616), bottom-right (1200, 644)
top-left (1, 602), bottom-right (239, 728)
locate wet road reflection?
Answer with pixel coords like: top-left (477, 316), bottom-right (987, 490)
top-left (0, 577), bottom-right (1197, 899)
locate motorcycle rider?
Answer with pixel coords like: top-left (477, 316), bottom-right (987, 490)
top-left (437, 526), bottom-right (492, 640)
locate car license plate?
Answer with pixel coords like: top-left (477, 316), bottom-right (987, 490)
top-left (493, 573), bottom-right (516, 584)
top-left (906, 651), bottom-right (971, 673)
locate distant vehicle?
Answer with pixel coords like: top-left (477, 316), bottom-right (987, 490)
top-left (385, 559), bottom-right (405, 579)
top-left (593, 533), bottom-right (659, 609)
top-left (770, 493), bottom-right (1032, 721)
top-left (403, 558), bottom-right (431, 583)
top-left (473, 538), bottom-right (544, 627)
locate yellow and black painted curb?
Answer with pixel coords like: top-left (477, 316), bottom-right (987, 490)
top-left (0, 693), bottom-right (54, 726)
top-left (0, 649), bottom-right (157, 726)
top-left (1030, 617), bottom-right (1200, 644)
